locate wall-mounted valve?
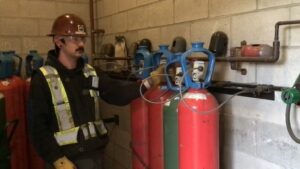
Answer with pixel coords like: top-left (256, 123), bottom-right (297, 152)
top-left (281, 74), bottom-right (300, 143)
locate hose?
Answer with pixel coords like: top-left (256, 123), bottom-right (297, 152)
top-left (285, 104), bottom-right (300, 143)
top-left (178, 70), bottom-right (254, 115)
top-left (126, 65), bottom-right (157, 81)
top-left (137, 65), bottom-right (254, 112)
top-left (139, 73), bottom-right (185, 104)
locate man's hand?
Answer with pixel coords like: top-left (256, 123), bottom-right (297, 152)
top-left (53, 156), bottom-right (76, 169)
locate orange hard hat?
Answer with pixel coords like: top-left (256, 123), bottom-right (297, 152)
top-left (48, 13), bottom-right (87, 37)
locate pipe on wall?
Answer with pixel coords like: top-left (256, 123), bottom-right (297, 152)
top-left (89, 0), bottom-right (95, 58)
top-left (89, 0), bottom-right (105, 61)
top-left (188, 20), bottom-right (300, 63)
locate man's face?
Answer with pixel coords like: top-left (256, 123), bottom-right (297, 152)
top-left (55, 35), bottom-right (86, 59)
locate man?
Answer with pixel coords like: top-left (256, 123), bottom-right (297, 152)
top-left (28, 13), bottom-right (150, 169)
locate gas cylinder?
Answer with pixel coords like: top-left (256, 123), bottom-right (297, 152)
top-left (134, 45), bottom-right (153, 79)
top-left (5, 51), bottom-right (22, 76)
top-left (163, 53), bottom-right (186, 169)
top-left (163, 95), bottom-right (180, 169)
top-left (26, 50), bottom-right (44, 78)
top-left (25, 50), bottom-right (45, 169)
top-left (1, 77), bottom-right (29, 169)
top-left (0, 93), bottom-right (10, 169)
top-left (147, 45), bottom-right (175, 169)
top-left (0, 51), bottom-right (28, 169)
top-left (0, 51), bottom-right (22, 79)
top-left (131, 45), bottom-right (153, 169)
top-left (147, 86), bottom-right (172, 169)
top-left (178, 42), bottom-right (219, 169)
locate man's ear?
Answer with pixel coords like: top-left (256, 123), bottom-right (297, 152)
top-left (54, 37), bottom-right (64, 48)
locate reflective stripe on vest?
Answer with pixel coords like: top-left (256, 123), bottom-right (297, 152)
top-left (40, 64), bottom-right (107, 146)
top-left (40, 66), bottom-right (74, 131)
top-left (82, 64), bottom-right (107, 136)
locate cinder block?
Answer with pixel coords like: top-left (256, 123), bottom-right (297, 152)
top-left (104, 141), bottom-right (115, 158)
top-left (0, 37), bottom-right (22, 54)
top-left (112, 12), bottom-right (127, 33)
top-left (160, 23), bottom-right (191, 48)
top-left (56, 2), bottom-right (90, 21)
top-left (96, 0), bottom-right (104, 18)
top-left (75, 0), bottom-right (89, 3)
top-left (56, 0), bottom-right (74, 2)
top-left (112, 128), bottom-right (131, 150)
top-left (85, 37), bottom-right (92, 55)
top-left (114, 145), bottom-right (132, 169)
top-left (123, 31), bottom-right (139, 47)
top-left (118, 0), bottom-right (136, 12)
top-left (101, 34), bottom-right (116, 44)
top-left (291, 6), bottom-right (300, 46)
top-left (232, 8), bottom-right (289, 47)
top-left (127, 7), bottom-right (149, 30)
top-left (0, 18), bottom-right (39, 36)
top-left (256, 47), bottom-right (300, 86)
top-left (258, 0), bottom-right (291, 9)
top-left (221, 114), bottom-right (257, 155)
top-left (103, 0), bottom-right (118, 17)
top-left (97, 17), bottom-right (112, 34)
top-left (256, 121), bottom-right (300, 169)
top-left (138, 28), bottom-right (160, 50)
top-left (174, 0), bottom-right (208, 23)
top-left (209, 0), bottom-right (256, 17)
top-left (137, 0), bottom-right (159, 6)
top-left (116, 105), bottom-right (131, 133)
top-left (219, 90), bottom-right (291, 125)
top-left (0, 1), bottom-right (19, 17)
top-left (102, 155), bottom-right (113, 169)
top-left (112, 160), bottom-right (127, 169)
top-left (22, 37), bottom-right (52, 54)
top-left (191, 17), bottom-right (230, 49)
top-left (38, 19), bottom-right (54, 36)
top-left (19, 1), bottom-right (56, 19)
top-left (221, 148), bottom-right (284, 169)
top-left (147, 0), bottom-right (173, 27)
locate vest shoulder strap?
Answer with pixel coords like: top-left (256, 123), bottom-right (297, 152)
top-left (40, 65), bottom-right (74, 131)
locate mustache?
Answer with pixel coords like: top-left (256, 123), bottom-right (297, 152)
top-left (76, 47), bottom-right (85, 52)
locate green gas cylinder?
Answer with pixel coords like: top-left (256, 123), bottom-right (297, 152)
top-left (163, 95), bottom-right (180, 169)
top-left (0, 93), bottom-right (10, 169)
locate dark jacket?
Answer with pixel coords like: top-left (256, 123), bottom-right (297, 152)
top-left (28, 50), bottom-right (143, 164)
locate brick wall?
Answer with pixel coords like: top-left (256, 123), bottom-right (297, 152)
top-left (0, 0), bottom-right (90, 76)
top-left (96, 0), bottom-right (300, 169)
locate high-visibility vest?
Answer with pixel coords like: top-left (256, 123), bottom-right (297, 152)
top-left (40, 64), bottom-right (107, 146)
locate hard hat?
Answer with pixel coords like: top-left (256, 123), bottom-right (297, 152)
top-left (171, 36), bottom-right (187, 53)
top-left (48, 13), bottom-right (87, 37)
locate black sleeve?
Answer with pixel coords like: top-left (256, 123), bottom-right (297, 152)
top-left (91, 68), bottom-right (147, 106)
top-left (28, 71), bottom-right (64, 164)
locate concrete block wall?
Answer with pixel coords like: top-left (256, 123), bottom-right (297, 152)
top-left (0, 0), bottom-right (90, 76)
top-left (96, 0), bottom-right (300, 169)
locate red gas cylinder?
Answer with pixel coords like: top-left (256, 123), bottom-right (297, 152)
top-left (130, 97), bottom-right (149, 169)
top-left (147, 86), bottom-right (173, 169)
top-left (0, 76), bottom-right (29, 169)
top-left (178, 89), bottom-right (219, 169)
top-left (24, 79), bottom-right (45, 169)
